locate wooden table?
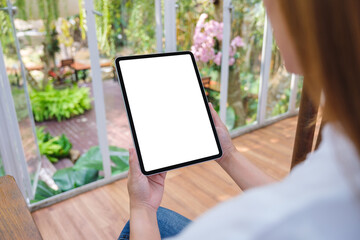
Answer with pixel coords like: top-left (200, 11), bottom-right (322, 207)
top-left (207, 80), bottom-right (220, 92)
top-left (24, 61), bottom-right (115, 82)
top-left (202, 76), bottom-right (221, 95)
top-left (0, 176), bottom-right (42, 239)
top-left (70, 61), bottom-right (114, 81)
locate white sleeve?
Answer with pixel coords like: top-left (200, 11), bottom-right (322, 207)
top-left (167, 181), bottom-right (292, 240)
top-left (168, 125), bottom-right (360, 239)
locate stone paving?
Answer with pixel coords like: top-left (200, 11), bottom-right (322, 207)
top-left (36, 80), bottom-right (133, 155)
top-left (20, 79), bottom-right (133, 174)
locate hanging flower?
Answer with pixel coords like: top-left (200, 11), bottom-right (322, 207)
top-left (191, 14), bottom-right (244, 67)
top-left (214, 52), bottom-right (222, 66)
top-left (231, 36), bottom-right (245, 48)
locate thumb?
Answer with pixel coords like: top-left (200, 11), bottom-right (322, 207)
top-left (208, 103), bottom-right (226, 129)
top-left (129, 148), bottom-right (141, 175)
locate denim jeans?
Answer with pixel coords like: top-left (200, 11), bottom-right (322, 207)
top-left (118, 207), bottom-right (192, 240)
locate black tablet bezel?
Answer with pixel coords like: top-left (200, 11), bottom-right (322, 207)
top-left (115, 51), bottom-right (222, 175)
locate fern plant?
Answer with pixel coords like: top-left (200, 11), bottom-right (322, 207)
top-left (36, 127), bottom-right (72, 163)
top-left (30, 84), bottom-right (92, 122)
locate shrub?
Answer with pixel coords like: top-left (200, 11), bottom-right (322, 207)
top-left (36, 127), bottom-right (72, 163)
top-left (30, 146), bottom-right (129, 203)
top-left (30, 84), bottom-right (91, 122)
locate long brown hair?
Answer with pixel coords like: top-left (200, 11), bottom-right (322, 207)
top-left (278, 0), bottom-right (360, 155)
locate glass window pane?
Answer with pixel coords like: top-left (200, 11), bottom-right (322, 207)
top-left (94, 0), bottom-right (159, 176)
top-left (95, 0), bottom-right (157, 57)
top-left (296, 76), bottom-right (303, 109)
top-left (0, 2), bottom-right (41, 190)
top-left (177, 0), bottom-right (222, 108)
top-left (0, 151), bottom-right (4, 177)
top-left (265, 40), bottom-right (292, 118)
top-left (227, 1), bottom-right (265, 130)
top-left (1, 1), bottom-right (108, 202)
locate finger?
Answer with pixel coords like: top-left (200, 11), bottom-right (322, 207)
top-left (159, 172), bottom-right (167, 179)
top-left (208, 103), bottom-right (226, 128)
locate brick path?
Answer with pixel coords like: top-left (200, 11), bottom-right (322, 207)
top-left (35, 80), bottom-right (133, 155)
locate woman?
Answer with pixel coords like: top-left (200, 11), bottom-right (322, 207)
top-left (119, 0), bottom-right (360, 239)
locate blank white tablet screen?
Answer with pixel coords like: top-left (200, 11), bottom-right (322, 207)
top-left (119, 54), bottom-right (219, 172)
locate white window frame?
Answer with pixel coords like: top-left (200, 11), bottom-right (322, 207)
top-left (0, 0), bottom-right (300, 210)
top-left (221, 1), bottom-right (299, 138)
top-left (164, 0), bottom-right (177, 52)
top-left (0, 42), bottom-right (34, 200)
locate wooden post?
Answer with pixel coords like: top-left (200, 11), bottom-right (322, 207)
top-left (291, 79), bottom-right (319, 169)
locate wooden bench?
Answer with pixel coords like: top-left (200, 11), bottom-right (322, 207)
top-left (0, 176), bottom-right (42, 239)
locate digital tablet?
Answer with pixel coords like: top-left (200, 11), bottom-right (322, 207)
top-left (115, 51), bottom-right (222, 175)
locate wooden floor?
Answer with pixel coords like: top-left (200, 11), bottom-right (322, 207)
top-left (32, 116), bottom-right (298, 240)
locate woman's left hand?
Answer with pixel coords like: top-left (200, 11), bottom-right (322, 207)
top-left (127, 148), bottom-right (166, 210)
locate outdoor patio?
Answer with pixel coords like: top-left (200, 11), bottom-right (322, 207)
top-left (18, 79), bottom-right (132, 174)
top-left (35, 80), bottom-right (132, 155)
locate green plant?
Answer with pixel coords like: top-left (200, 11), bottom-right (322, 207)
top-left (31, 180), bottom-right (62, 203)
top-left (78, 0), bottom-right (156, 56)
top-left (212, 103), bottom-right (236, 131)
top-left (0, 0), bottom-right (16, 58)
top-left (0, 157), bottom-right (5, 177)
top-left (73, 146), bottom-right (129, 175)
top-left (36, 127), bottom-right (72, 163)
top-left (124, 0), bottom-right (156, 54)
top-left (30, 169), bottom-right (98, 203)
top-left (224, 106), bottom-right (236, 130)
top-left (53, 167), bottom-right (99, 192)
top-left (30, 145), bottom-right (129, 202)
top-left (30, 84), bottom-right (91, 122)
top-left (271, 88), bottom-right (290, 116)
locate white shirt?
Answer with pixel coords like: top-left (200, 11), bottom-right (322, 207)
top-left (171, 124), bottom-right (360, 239)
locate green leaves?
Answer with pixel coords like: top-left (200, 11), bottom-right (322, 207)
top-left (53, 134), bottom-right (72, 158)
top-left (74, 146), bottom-right (103, 170)
top-left (52, 146), bottom-right (128, 192)
top-left (53, 168), bottom-right (99, 192)
top-left (226, 106), bottom-right (236, 130)
top-left (0, 163), bottom-right (5, 177)
top-left (36, 127), bottom-right (72, 163)
top-left (30, 180), bottom-right (62, 203)
top-left (30, 84), bottom-right (92, 122)
top-left (31, 145), bottom-right (128, 202)
top-left (31, 169), bottom-right (98, 202)
top-left (73, 146), bottom-right (129, 175)
top-left (109, 146), bottom-right (130, 174)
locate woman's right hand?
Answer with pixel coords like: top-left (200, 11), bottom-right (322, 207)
top-left (208, 103), bottom-right (237, 165)
top-left (208, 103), bottom-right (274, 190)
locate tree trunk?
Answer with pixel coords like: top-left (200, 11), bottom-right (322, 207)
top-left (228, 68), bottom-right (246, 127)
top-left (214, 0), bottom-right (223, 21)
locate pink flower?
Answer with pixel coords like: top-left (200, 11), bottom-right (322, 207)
top-left (196, 13), bottom-right (208, 28)
top-left (214, 52), bottom-right (222, 66)
top-left (199, 47), bottom-right (215, 63)
top-left (231, 36), bottom-right (244, 48)
top-left (193, 32), bottom-right (206, 45)
top-left (192, 13), bottom-right (242, 66)
top-left (191, 46), bottom-right (200, 61)
top-left (229, 57), bottom-right (235, 66)
top-left (216, 23), bottom-right (224, 41)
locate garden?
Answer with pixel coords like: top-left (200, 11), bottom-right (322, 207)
top-left (0, 0), bottom-right (300, 202)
